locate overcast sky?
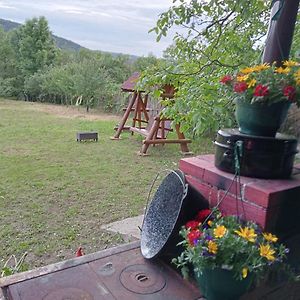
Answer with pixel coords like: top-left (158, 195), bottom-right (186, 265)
top-left (0, 0), bottom-right (177, 56)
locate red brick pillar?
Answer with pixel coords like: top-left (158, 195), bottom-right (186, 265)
top-left (179, 155), bottom-right (300, 238)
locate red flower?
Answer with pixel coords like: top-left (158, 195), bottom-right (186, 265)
top-left (283, 85), bottom-right (296, 101)
top-left (187, 230), bottom-right (202, 246)
top-left (196, 209), bottom-right (212, 223)
top-left (234, 82), bottom-right (248, 93)
top-left (185, 220), bottom-right (200, 230)
top-left (254, 84), bottom-right (269, 97)
top-left (220, 75), bottom-right (232, 84)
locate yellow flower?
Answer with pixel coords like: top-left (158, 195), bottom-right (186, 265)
top-left (275, 67), bottom-right (291, 74)
top-left (257, 63), bottom-right (270, 71)
top-left (240, 67), bottom-right (254, 74)
top-left (237, 75), bottom-right (249, 82)
top-left (263, 232), bottom-right (278, 243)
top-left (252, 63), bottom-right (270, 72)
top-left (213, 225), bottom-right (227, 238)
top-left (234, 227), bottom-right (257, 243)
top-left (208, 240), bottom-right (218, 254)
top-left (283, 60), bottom-right (299, 67)
top-left (260, 244), bottom-right (276, 261)
top-left (242, 267), bottom-right (248, 279)
top-left (207, 220), bottom-right (213, 227)
top-left (295, 71), bottom-right (300, 85)
top-left (247, 79), bottom-right (257, 88)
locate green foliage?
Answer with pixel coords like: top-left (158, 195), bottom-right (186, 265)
top-left (0, 27), bottom-right (20, 96)
top-left (0, 17), bottom-right (57, 96)
top-left (12, 17), bottom-right (57, 76)
top-left (0, 16), bottom-right (137, 111)
top-left (132, 54), bottom-right (160, 72)
top-left (140, 0), bottom-right (288, 136)
top-left (23, 49), bottom-right (131, 111)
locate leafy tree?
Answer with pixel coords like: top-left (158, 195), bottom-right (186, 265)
top-left (0, 28), bottom-right (19, 96)
top-left (140, 0), bottom-right (297, 136)
top-left (24, 52), bottom-right (127, 111)
top-left (12, 17), bottom-right (57, 76)
top-left (1, 17), bottom-right (131, 110)
top-left (132, 54), bottom-right (160, 72)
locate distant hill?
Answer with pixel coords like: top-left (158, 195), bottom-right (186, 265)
top-left (0, 18), bottom-right (84, 52)
top-left (0, 18), bottom-right (17, 31)
top-left (0, 18), bottom-right (140, 60)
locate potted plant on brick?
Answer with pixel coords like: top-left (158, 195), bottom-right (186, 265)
top-left (172, 208), bottom-right (289, 300)
top-left (220, 60), bottom-right (300, 137)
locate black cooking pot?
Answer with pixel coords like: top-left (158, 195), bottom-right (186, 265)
top-left (141, 170), bottom-right (208, 261)
top-left (214, 128), bottom-right (298, 179)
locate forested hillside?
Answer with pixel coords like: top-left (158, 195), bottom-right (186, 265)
top-left (0, 17), bottom-right (159, 112)
top-left (0, 18), bottom-right (84, 52)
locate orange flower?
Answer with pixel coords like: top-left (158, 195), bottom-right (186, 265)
top-left (213, 225), bottom-right (227, 238)
top-left (247, 79), bottom-right (256, 88)
top-left (240, 67), bottom-right (255, 74)
top-left (234, 227), bottom-right (257, 243)
top-left (263, 232), bottom-right (278, 243)
top-left (252, 63), bottom-right (270, 72)
top-left (237, 75), bottom-right (249, 82)
top-left (275, 67), bottom-right (291, 74)
top-left (260, 244), bottom-right (276, 261)
top-left (208, 240), bottom-right (218, 254)
top-left (283, 60), bottom-right (299, 67)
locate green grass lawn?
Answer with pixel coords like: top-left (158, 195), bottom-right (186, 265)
top-left (0, 98), bottom-right (213, 270)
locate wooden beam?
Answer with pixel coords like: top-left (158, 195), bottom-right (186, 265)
top-left (143, 139), bottom-right (192, 144)
top-left (112, 92), bottom-right (137, 139)
top-left (175, 123), bottom-right (191, 153)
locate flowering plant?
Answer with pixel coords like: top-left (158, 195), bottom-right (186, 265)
top-left (220, 60), bottom-right (300, 107)
top-left (173, 208), bottom-right (289, 280)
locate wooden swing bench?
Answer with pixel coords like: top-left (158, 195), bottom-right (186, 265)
top-left (111, 72), bottom-right (150, 136)
top-left (111, 72), bottom-right (192, 155)
top-left (129, 114), bottom-right (192, 156)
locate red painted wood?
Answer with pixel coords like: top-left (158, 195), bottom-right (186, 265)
top-left (121, 72), bottom-right (141, 92)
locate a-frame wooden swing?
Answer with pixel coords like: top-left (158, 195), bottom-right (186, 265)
top-left (111, 73), bottom-right (192, 155)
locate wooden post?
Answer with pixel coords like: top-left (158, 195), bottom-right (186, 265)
top-left (111, 92), bottom-right (137, 139)
top-left (262, 0), bottom-right (300, 64)
top-left (140, 118), bottom-right (161, 155)
top-left (175, 124), bottom-right (190, 154)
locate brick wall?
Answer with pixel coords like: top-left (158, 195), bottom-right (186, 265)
top-left (179, 155), bottom-right (300, 238)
